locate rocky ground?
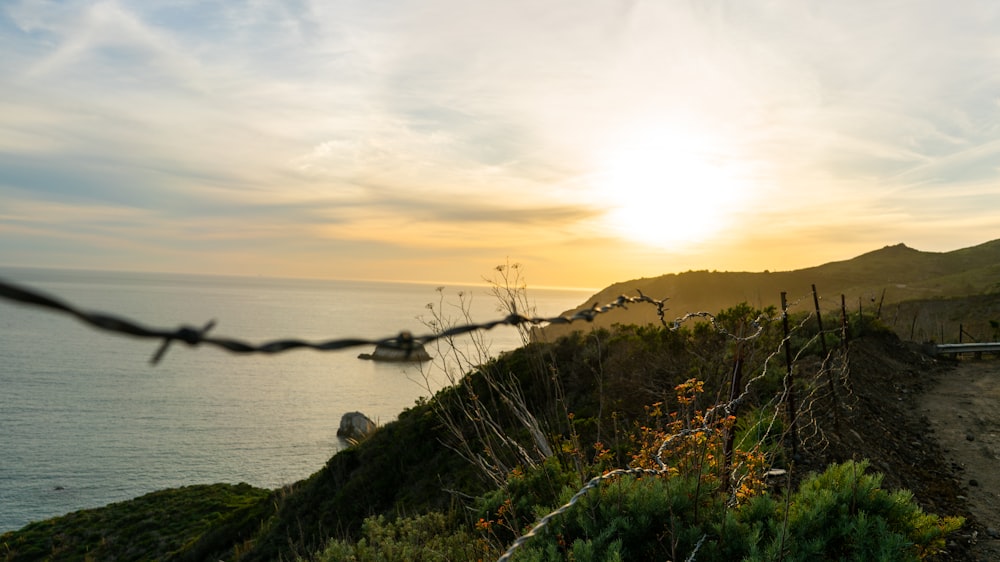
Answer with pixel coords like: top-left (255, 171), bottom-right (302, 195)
top-left (793, 334), bottom-right (1000, 561)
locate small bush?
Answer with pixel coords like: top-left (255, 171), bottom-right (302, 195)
top-left (749, 459), bottom-right (963, 561)
top-left (505, 460), bottom-right (961, 562)
top-left (509, 474), bottom-right (733, 562)
top-left (309, 512), bottom-right (490, 562)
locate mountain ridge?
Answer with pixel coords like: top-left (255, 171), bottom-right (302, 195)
top-left (539, 238), bottom-right (1000, 341)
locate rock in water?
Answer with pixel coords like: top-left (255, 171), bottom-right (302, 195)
top-left (337, 411), bottom-right (377, 441)
top-left (357, 340), bottom-right (432, 361)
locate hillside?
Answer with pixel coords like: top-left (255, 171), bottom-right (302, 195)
top-left (2, 320), bottom-right (986, 560)
top-left (539, 239), bottom-right (1000, 341)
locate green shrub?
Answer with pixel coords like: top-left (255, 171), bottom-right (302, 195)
top-left (476, 457), bottom-right (582, 547)
top-left (504, 460), bottom-right (961, 562)
top-left (748, 460), bottom-right (962, 562)
top-left (309, 512), bottom-right (490, 562)
top-left (0, 483), bottom-right (272, 562)
top-left (508, 473), bottom-right (740, 561)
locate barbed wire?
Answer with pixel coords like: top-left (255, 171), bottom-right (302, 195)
top-left (0, 277), bottom-right (755, 365)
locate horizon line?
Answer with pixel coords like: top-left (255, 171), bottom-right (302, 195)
top-left (0, 264), bottom-right (601, 294)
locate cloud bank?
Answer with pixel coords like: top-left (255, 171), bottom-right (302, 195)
top-left (1, 0), bottom-right (998, 286)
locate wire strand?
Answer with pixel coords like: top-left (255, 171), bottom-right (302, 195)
top-left (0, 276), bottom-right (744, 365)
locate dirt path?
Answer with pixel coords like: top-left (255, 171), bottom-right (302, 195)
top-left (921, 359), bottom-right (1000, 560)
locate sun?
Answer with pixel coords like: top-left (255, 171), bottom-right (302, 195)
top-left (594, 128), bottom-right (750, 250)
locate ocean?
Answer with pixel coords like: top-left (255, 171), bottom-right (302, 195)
top-left (0, 267), bottom-right (593, 533)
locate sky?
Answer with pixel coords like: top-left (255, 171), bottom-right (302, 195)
top-left (1, 1), bottom-right (999, 289)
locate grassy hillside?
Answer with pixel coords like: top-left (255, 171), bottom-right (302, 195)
top-left (539, 239), bottom-right (1000, 341)
top-left (0, 483), bottom-right (273, 561)
top-left (1, 306), bottom-right (970, 561)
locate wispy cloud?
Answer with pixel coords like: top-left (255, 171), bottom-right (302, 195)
top-left (1, 0), bottom-right (998, 286)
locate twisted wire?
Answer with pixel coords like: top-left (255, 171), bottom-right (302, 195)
top-left (0, 277), bottom-right (676, 365)
top-left (0, 277), bottom-right (757, 365)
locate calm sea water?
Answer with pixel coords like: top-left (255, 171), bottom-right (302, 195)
top-left (0, 267), bottom-right (592, 533)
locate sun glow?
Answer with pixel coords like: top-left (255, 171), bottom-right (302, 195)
top-left (594, 128), bottom-right (752, 250)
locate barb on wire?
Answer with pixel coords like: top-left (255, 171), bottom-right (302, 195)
top-left (0, 277), bottom-right (679, 365)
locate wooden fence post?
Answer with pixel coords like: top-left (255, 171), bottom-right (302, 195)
top-left (781, 292), bottom-right (798, 458)
top-left (813, 285), bottom-right (841, 429)
top-left (722, 326), bottom-right (744, 493)
top-left (858, 297), bottom-right (864, 336)
top-left (812, 284), bottom-right (827, 357)
top-left (840, 294), bottom-right (849, 346)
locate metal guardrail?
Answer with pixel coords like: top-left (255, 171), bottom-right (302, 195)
top-left (932, 342), bottom-right (1000, 356)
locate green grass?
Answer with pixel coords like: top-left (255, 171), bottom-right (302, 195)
top-left (1, 483), bottom-right (273, 562)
